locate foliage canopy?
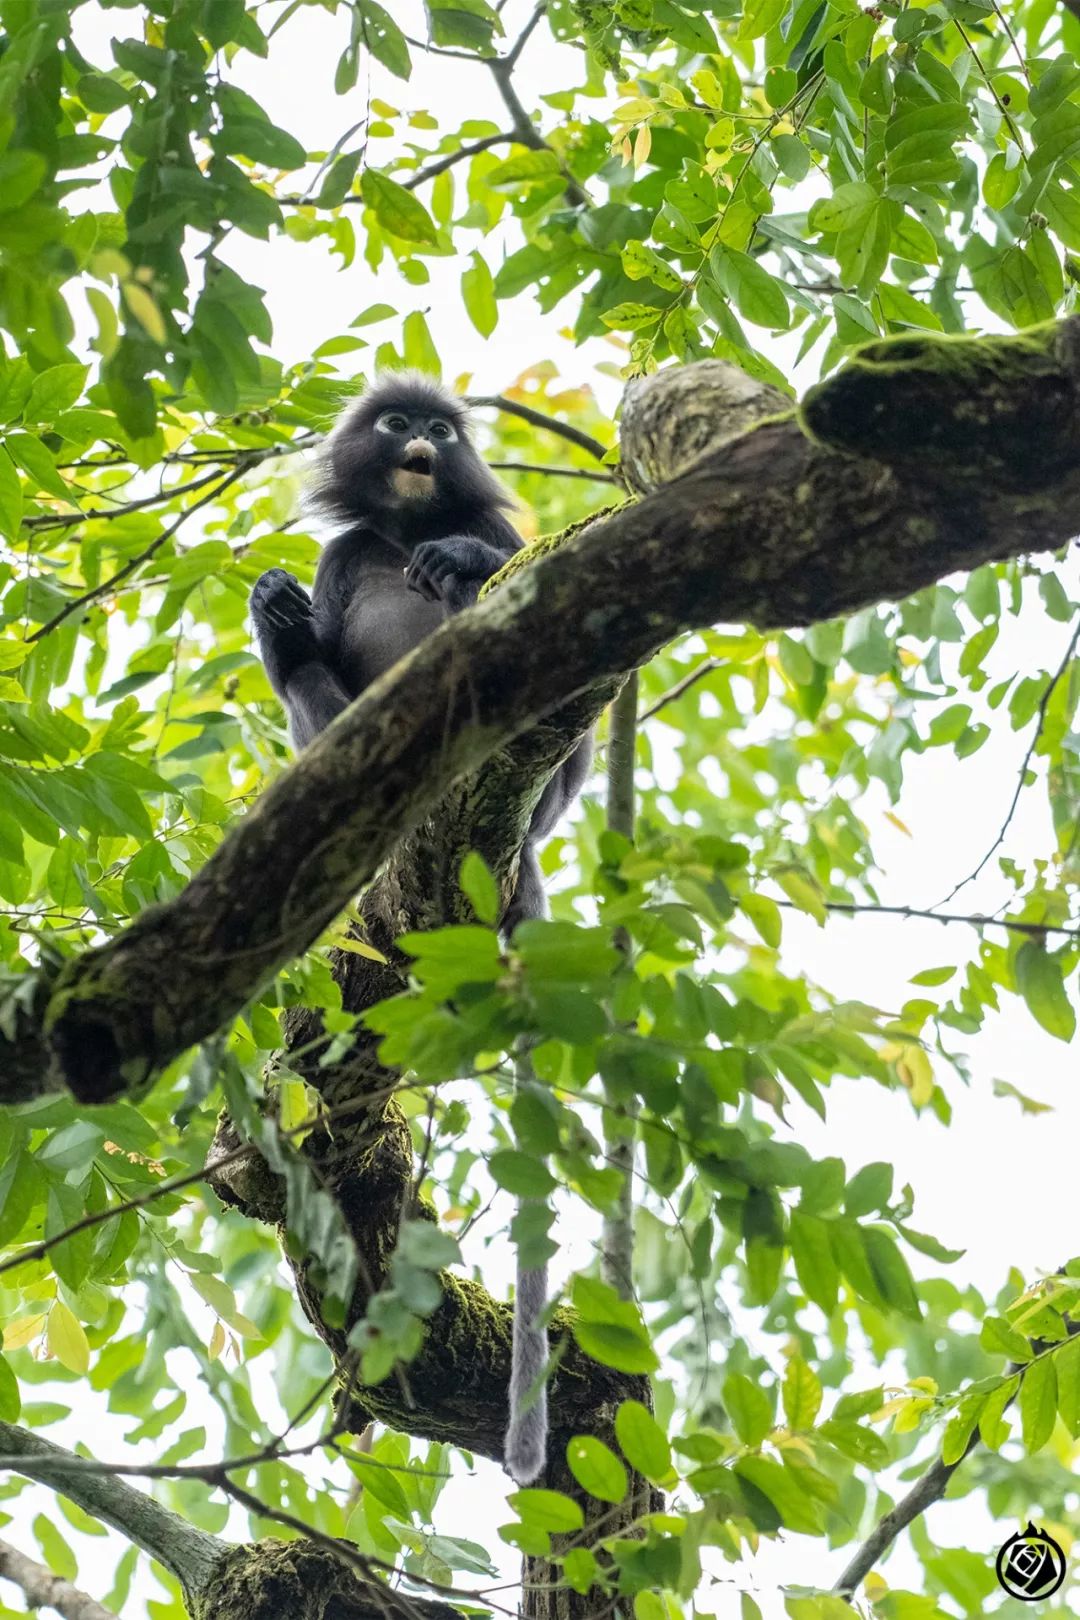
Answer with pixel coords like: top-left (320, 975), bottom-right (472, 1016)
top-left (0, 1), bottom-right (1078, 1617)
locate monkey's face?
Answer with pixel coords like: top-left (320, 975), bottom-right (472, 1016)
top-left (373, 406), bottom-right (459, 503)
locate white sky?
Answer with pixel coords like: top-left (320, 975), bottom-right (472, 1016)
top-left (6, 4), bottom-right (1079, 1617)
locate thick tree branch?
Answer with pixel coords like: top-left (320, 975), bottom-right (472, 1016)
top-left (0, 1537), bottom-right (114, 1620)
top-left (14, 322), bottom-right (1080, 1101)
top-left (0, 1421), bottom-right (225, 1605)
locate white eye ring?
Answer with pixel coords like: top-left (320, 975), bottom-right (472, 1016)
top-left (376, 412), bottom-right (410, 434)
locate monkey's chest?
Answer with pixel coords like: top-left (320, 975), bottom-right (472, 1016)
top-left (339, 569), bottom-right (448, 693)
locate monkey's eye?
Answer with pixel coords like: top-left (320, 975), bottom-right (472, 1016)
top-left (428, 419), bottom-right (455, 440)
top-left (376, 412), bottom-right (410, 434)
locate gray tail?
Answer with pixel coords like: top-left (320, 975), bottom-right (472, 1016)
top-left (505, 1260), bottom-right (549, 1485)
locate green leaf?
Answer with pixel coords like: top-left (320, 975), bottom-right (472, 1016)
top-left (709, 246), bottom-right (789, 329)
top-left (723, 1372), bottom-right (773, 1447)
top-left (24, 365), bottom-right (89, 423)
top-left (1014, 941), bottom-right (1076, 1040)
top-left (462, 253), bottom-right (498, 338)
top-left (862, 1228), bottom-right (921, 1319)
top-left (403, 309), bottom-right (441, 374)
top-left (6, 433), bottom-right (71, 500)
top-left (359, 0), bottom-right (412, 78)
top-left (0, 447), bottom-right (22, 539)
top-left (459, 850), bottom-right (499, 923)
top-left (790, 1210), bottom-right (839, 1313)
top-left (572, 1276), bottom-right (659, 1374)
top-left (0, 1353), bottom-right (20, 1422)
top-left (566, 1435), bottom-right (628, 1503)
top-left (489, 1150), bottom-right (555, 1199)
top-left (773, 864), bottom-right (826, 925)
top-left (615, 1399), bottom-right (672, 1482)
top-left (737, 0), bottom-right (786, 39)
top-left (508, 1488), bottom-right (584, 1532)
top-left (1020, 1354), bottom-right (1057, 1453)
top-left (622, 240), bottom-right (682, 292)
top-left (782, 1357), bottom-right (822, 1432)
top-left (844, 1162), bottom-right (893, 1217)
top-left (980, 1315), bottom-right (1033, 1363)
top-left (361, 169), bottom-right (439, 243)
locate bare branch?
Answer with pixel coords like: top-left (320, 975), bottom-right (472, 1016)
top-left (0, 1537), bottom-right (115, 1620)
top-left (638, 657), bottom-right (721, 723)
top-left (489, 459), bottom-right (615, 482)
top-left (466, 393), bottom-right (609, 461)
top-left (833, 1449), bottom-right (970, 1600)
top-left (938, 618), bottom-right (1080, 905)
top-left (774, 897), bottom-right (1080, 940)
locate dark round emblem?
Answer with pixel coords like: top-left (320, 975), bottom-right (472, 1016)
top-left (996, 1522), bottom-right (1067, 1601)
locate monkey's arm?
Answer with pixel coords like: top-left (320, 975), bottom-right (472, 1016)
top-left (251, 565), bottom-right (354, 748)
top-left (405, 535), bottom-right (517, 612)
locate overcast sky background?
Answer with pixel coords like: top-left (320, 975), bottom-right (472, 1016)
top-left (6, 4), bottom-right (1076, 1615)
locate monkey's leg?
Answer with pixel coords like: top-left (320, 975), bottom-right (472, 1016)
top-left (284, 662), bottom-right (354, 749)
top-left (502, 842), bottom-right (545, 937)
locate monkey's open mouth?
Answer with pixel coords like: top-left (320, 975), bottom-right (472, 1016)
top-left (401, 452), bottom-right (434, 476)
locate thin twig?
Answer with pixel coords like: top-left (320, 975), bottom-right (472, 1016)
top-left (989, 0), bottom-right (1031, 83)
top-left (466, 394), bottom-right (608, 461)
top-left (489, 460), bottom-right (615, 483)
top-left (938, 618), bottom-right (1080, 904)
top-left (23, 466), bottom-right (230, 532)
top-left (775, 897), bottom-right (1080, 940)
top-left (638, 657), bottom-right (721, 722)
top-left (28, 468), bottom-right (246, 643)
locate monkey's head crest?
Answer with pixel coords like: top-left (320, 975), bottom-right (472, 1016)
top-left (310, 371), bottom-right (512, 531)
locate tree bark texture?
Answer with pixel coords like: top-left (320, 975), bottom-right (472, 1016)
top-left (4, 326), bottom-right (1080, 1616)
top-left (15, 321), bottom-right (1078, 1104)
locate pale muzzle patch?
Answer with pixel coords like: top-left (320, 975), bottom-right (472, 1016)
top-left (391, 437), bottom-right (436, 500)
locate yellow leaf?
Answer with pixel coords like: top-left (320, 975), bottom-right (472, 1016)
top-left (884, 811), bottom-right (912, 837)
top-left (47, 1302), bottom-right (89, 1375)
top-left (230, 1313), bottom-right (264, 1341)
top-left (893, 1396), bottom-right (933, 1434)
top-left (3, 1314), bottom-right (46, 1351)
top-left (121, 280), bottom-right (167, 345)
top-left (278, 1077), bottom-right (316, 1136)
top-left (332, 936), bottom-right (388, 962)
top-left (774, 864), bottom-right (827, 927)
top-left (613, 97), bottom-right (656, 124)
top-left (870, 1395), bottom-right (910, 1423)
top-left (632, 123), bottom-right (652, 170)
top-left (896, 1042), bottom-right (934, 1107)
top-left (208, 1320), bottom-right (226, 1362)
top-left (908, 1376), bottom-right (938, 1395)
top-left (864, 1572), bottom-right (888, 1601)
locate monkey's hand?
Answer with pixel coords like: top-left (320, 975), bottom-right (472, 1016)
top-left (250, 568), bottom-right (320, 686)
top-left (405, 537), bottom-right (505, 613)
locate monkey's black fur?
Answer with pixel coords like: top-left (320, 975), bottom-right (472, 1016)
top-left (252, 374), bottom-right (590, 1483)
top-left (250, 369), bottom-right (592, 936)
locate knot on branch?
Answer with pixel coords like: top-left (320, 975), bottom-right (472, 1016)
top-left (799, 317), bottom-right (1080, 491)
top-left (619, 359), bottom-right (791, 495)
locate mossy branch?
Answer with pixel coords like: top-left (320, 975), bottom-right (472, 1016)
top-left (8, 318), bottom-right (1080, 1101)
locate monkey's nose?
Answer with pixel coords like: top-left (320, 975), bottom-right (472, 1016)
top-left (401, 438), bottom-right (435, 474)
